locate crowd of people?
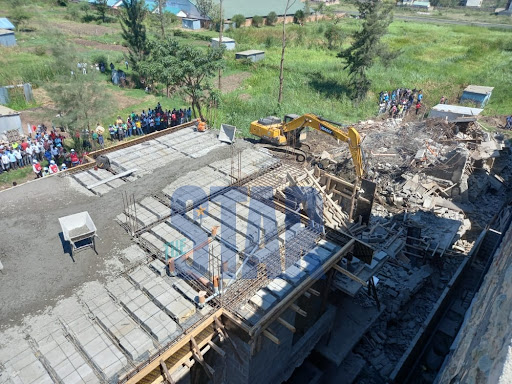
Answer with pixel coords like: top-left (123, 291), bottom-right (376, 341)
top-left (102, 103), bottom-right (193, 144)
top-left (378, 88), bottom-right (424, 118)
top-left (0, 125), bottom-right (78, 178)
top-left (1, 102), bottom-right (194, 180)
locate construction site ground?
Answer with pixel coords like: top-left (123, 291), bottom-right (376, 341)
top-left (1, 116), bottom-right (511, 384)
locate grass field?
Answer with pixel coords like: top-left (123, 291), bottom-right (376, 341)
top-left (1, 2), bottom-right (511, 135)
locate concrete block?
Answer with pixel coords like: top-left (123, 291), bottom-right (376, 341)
top-left (281, 265), bottom-right (306, 285)
top-left (249, 289), bottom-right (277, 313)
top-left (266, 278), bottom-right (293, 299)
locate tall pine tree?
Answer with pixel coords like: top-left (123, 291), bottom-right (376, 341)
top-left (338, 1), bottom-right (394, 100)
top-left (120, 0), bottom-right (147, 70)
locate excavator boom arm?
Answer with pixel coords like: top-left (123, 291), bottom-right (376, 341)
top-left (282, 114), bottom-right (364, 178)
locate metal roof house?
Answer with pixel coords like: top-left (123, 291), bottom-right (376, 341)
top-left (428, 104), bottom-right (483, 122)
top-left (192, 0), bottom-right (303, 19)
top-left (0, 29), bottom-right (16, 47)
top-left (460, 85), bottom-right (494, 107)
top-left (211, 37), bottom-right (235, 50)
top-left (0, 18), bottom-right (15, 30)
top-left (182, 18), bottom-right (201, 29)
top-left (236, 50), bottom-right (265, 62)
top-left (145, 0), bottom-right (206, 19)
top-left (0, 106), bottom-right (22, 136)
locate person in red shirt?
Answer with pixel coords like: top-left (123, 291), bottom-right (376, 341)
top-left (70, 149), bottom-right (80, 167)
top-left (20, 140), bottom-right (29, 151)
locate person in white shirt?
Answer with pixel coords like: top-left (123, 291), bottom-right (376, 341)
top-left (25, 145), bottom-right (33, 165)
top-left (1, 152), bottom-right (9, 171)
top-left (14, 149), bottom-right (22, 168)
top-left (49, 160), bottom-right (59, 174)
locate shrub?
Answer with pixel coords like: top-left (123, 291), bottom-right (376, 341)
top-left (324, 24), bottom-right (345, 50)
top-left (266, 11), bottom-right (277, 26)
top-left (252, 15), bottom-right (263, 28)
top-left (294, 9), bottom-right (305, 25)
top-left (34, 46), bottom-right (46, 56)
top-left (55, 0), bottom-right (68, 5)
top-left (231, 14), bottom-right (246, 28)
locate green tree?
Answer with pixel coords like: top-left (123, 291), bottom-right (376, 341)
top-left (154, 0), bottom-right (166, 37)
top-left (95, 0), bottom-right (108, 23)
top-left (252, 15), bottom-right (263, 27)
top-left (231, 14), bottom-right (246, 28)
top-left (338, 0), bottom-right (394, 100)
top-left (47, 72), bottom-right (113, 143)
top-left (293, 9), bottom-right (305, 25)
top-left (120, 0), bottom-right (147, 70)
top-left (324, 24), bottom-right (344, 50)
top-left (266, 11), bottom-right (277, 26)
top-left (195, 0), bottom-right (214, 18)
top-left (141, 39), bottom-right (224, 120)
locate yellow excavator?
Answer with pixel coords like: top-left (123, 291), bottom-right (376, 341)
top-left (250, 113), bottom-right (365, 178)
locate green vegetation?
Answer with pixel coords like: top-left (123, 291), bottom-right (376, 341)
top-left (0, 0), bottom-right (511, 138)
top-left (338, 0), bottom-right (395, 99)
top-left (266, 12), bottom-right (277, 26)
top-left (252, 15), bottom-right (264, 28)
top-left (231, 14), bottom-right (246, 28)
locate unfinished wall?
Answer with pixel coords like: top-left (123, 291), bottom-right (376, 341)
top-left (223, 294), bottom-right (335, 384)
top-left (437, 224), bottom-right (512, 383)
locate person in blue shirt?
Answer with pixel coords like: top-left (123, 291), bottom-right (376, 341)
top-left (8, 150), bottom-right (17, 170)
top-left (417, 90), bottom-right (423, 103)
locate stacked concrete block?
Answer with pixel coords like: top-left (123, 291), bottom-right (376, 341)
top-left (128, 266), bottom-right (196, 325)
top-left (125, 203), bottom-right (159, 228)
top-left (281, 264), bottom-right (307, 286)
top-left (177, 135), bottom-right (225, 158)
top-left (83, 289), bottom-right (156, 362)
top-left (139, 232), bottom-right (167, 253)
top-left (73, 171), bottom-right (112, 195)
top-left (88, 168), bottom-right (125, 189)
top-left (265, 278), bottom-right (293, 299)
top-left (65, 314), bottom-right (128, 381)
top-left (139, 197), bottom-right (170, 220)
top-left (29, 318), bottom-right (99, 384)
top-left (151, 222), bottom-right (189, 255)
top-left (107, 277), bottom-right (178, 345)
top-left (0, 338), bottom-right (54, 384)
top-left (248, 289), bottom-right (278, 313)
top-left (236, 304), bottom-right (262, 326)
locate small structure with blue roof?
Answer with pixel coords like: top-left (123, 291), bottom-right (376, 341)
top-left (460, 85), bottom-right (494, 108)
top-left (0, 18), bottom-right (15, 31)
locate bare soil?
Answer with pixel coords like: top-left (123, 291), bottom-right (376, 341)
top-left (220, 72), bottom-right (251, 94)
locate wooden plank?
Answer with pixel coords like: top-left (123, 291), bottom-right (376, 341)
top-left (125, 309), bottom-right (222, 384)
top-left (86, 169), bottom-right (137, 189)
top-left (160, 360), bottom-right (175, 384)
top-left (290, 304), bottom-right (307, 317)
top-left (263, 329), bottom-right (280, 345)
top-left (307, 288), bottom-right (321, 296)
top-left (332, 264), bottom-right (368, 287)
top-left (207, 340), bottom-right (226, 357)
top-left (276, 317), bottom-right (296, 333)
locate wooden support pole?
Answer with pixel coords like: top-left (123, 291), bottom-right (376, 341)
top-left (263, 330), bottom-right (280, 345)
top-left (307, 288), bottom-right (321, 296)
top-left (160, 360), bottom-right (175, 384)
top-left (207, 340), bottom-right (226, 357)
top-left (190, 337), bottom-right (215, 380)
top-left (332, 264), bottom-right (368, 287)
top-left (290, 304), bottom-right (307, 317)
top-left (277, 317), bottom-right (296, 333)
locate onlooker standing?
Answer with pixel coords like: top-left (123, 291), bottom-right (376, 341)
top-left (33, 159), bottom-right (42, 178)
top-left (8, 150), bottom-right (17, 170)
top-left (1, 151), bottom-right (10, 172)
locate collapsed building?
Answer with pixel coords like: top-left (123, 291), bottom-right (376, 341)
top-left (0, 116), bottom-right (511, 384)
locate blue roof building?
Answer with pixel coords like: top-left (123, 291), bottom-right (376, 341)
top-left (0, 18), bottom-right (15, 30)
top-left (460, 85), bottom-right (494, 108)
